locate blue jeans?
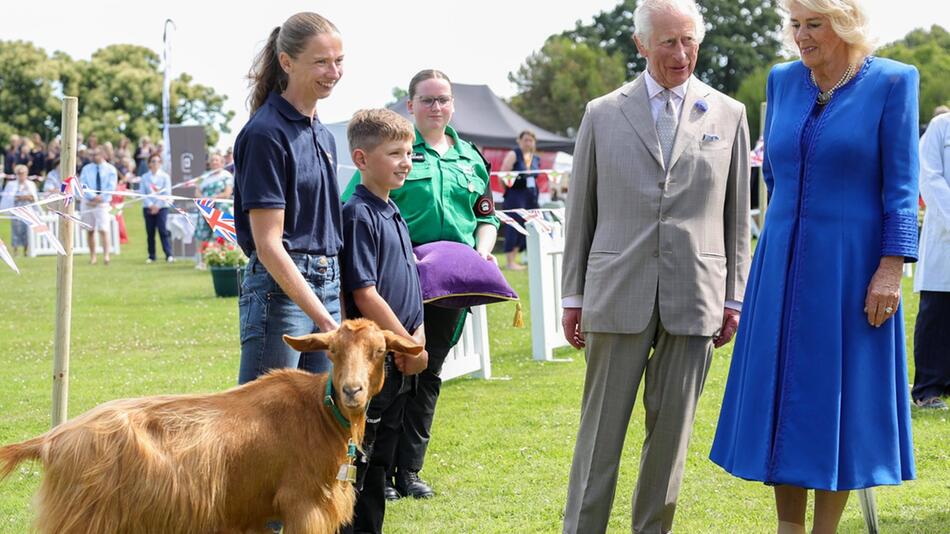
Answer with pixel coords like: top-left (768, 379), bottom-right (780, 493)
top-left (237, 251), bottom-right (340, 385)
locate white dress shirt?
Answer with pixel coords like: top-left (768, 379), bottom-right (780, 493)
top-left (914, 112), bottom-right (950, 292)
top-left (643, 69), bottom-right (689, 123)
top-left (563, 70), bottom-right (741, 312)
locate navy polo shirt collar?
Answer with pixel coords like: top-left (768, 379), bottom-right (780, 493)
top-left (353, 184), bottom-right (398, 219)
top-left (269, 91), bottom-right (314, 123)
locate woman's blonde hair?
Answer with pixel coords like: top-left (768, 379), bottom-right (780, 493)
top-left (780, 0), bottom-right (874, 61)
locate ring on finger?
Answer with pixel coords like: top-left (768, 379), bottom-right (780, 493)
top-left (884, 305), bottom-right (894, 314)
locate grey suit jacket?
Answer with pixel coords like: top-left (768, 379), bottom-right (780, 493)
top-left (562, 74), bottom-right (751, 336)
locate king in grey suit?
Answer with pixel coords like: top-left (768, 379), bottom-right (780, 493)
top-left (560, 1), bottom-right (750, 533)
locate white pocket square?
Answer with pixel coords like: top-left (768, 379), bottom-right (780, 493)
top-left (702, 133), bottom-right (721, 142)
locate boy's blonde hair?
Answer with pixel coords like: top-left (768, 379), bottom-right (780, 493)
top-left (347, 109), bottom-right (415, 153)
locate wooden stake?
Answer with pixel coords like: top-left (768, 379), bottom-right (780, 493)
top-left (52, 96), bottom-right (78, 427)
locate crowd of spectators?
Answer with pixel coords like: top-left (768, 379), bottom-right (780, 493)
top-left (2, 132), bottom-right (236, 263)
top-left (1, 132), bottom-right (166, 195)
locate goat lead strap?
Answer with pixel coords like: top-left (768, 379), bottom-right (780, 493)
top-left (324, 376), bottom-right (351, 429)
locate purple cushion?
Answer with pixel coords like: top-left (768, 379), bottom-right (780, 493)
top-left (414, 241), bottom-right (519, 308)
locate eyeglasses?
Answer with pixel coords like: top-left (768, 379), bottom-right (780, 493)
top-left (416, 96), bottom-right (453, 109)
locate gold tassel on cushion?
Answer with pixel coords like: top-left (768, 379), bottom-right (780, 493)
top-left (513, 302), bottom-right (525, 328)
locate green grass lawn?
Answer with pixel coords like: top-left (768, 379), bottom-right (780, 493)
top-left (1, 215), bottom-right (948, 533)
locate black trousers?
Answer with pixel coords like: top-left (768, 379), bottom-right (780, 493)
top-left (392, 304), bottom-right (466, 473)
top-left (912, 291), bottom-right (950, 401)
top-left (343, 359), bottom-right (410, 534)
top-left (143, 207), bottom-right (172, 260)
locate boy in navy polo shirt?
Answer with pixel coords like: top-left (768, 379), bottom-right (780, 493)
top-left (341, 109), bottom-right (428, 534)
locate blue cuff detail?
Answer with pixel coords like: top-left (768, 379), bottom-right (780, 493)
top-left (881, 209), bottom-right (918, 263)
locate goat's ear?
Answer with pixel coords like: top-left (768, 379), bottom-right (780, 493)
top-left (283, 332), bottom-right (333, 352)
top-left (382, 330), bottom-right (423, 355)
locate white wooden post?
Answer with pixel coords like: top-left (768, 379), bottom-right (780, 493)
top-left (526, 221), bottom-right (572, 362)
top-left (440, 305), bottom-right (491, 381)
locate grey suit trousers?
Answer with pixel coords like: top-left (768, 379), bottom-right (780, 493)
top-left (563, 301), bottom-right (713, 534)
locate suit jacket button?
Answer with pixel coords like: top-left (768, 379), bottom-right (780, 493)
top-left (652, 251), bottom-right (659, 257)
top-left (658, 181), bottom-right (665, 189)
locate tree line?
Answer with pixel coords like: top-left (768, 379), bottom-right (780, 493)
top-left (508, 0), bottom-right (949, 139)
top-left (0, 41), bottom-right (233, 148)
top-left (2, 2), bottom-right (946, 148)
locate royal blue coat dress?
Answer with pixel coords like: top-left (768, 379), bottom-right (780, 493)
top-left (709, 57), bottom-right (919, 491)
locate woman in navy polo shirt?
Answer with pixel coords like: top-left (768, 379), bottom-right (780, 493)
top-left (233, 12), bottom-right (344, 384)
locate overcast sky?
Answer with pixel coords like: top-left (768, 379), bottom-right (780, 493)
top-left (5, 1), bottom-right (948, 148)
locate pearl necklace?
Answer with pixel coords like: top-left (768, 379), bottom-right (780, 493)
top-left (811, 63), bottom-right (856, 105)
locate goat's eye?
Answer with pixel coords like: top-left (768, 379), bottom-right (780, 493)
top-left (375, 348), bottom-right (386, 356)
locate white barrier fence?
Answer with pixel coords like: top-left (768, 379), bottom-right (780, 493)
top-left (441, 305), bottom-right (492, 381)
top-left (28, 213), bottom-right (121, 257)
top-left (526, 221), bottom-right (572, 362)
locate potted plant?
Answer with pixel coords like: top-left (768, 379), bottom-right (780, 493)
top-left (202, 239), bottom-right (248, 297)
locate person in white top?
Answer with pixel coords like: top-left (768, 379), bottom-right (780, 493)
top-left (4, 165), bottom-right (39, 255)
top-left (912, 110), bottom-right (950, 410)
top-left (139, 153), bottom-right (175, 264)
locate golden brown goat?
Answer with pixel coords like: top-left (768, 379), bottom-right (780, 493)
top-left (0, 318), bottom-right (421, 533)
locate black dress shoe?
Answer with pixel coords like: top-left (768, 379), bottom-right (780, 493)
top-left (384, 478), bottom-right (401, 501)
top-left (395, 470), bottom-right (435, 499)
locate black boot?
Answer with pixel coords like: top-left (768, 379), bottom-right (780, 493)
top-left (384, 477), bottom-right (401, 501)
top-left (394, 469), bottom-right (435, 499)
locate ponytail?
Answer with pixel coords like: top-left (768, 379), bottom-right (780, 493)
top-left (248, 26), bottom-right (285, 114)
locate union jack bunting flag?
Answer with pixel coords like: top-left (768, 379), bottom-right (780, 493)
top-left (172, 204), bottom-right (194, 228)
top-left (10, 206), bottom-right (66, 255)
top-left (514, 209), bottom-right (554, 233)
top-left (48, 208), bottom-right (93, 230)
top-left (194, 198), bottom-right (237, 244)
top-left (0, 238), bottom-right (19, 274)
top-left (497, 211), bottom-right (528, 236)
top-left (750, 137), bottom-right (765, 168)
top-left (60, 176), bottom-right (84, 206)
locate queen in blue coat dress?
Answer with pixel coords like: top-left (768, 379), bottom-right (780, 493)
top-left (709, 53), bottom-right (919, 496)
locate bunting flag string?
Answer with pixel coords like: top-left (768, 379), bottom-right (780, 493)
top-left (2, 183), bottom-right (562, 264)
top-left (337, 162), bottom-right (566, 179)
top-left (514, 208), bottom-right (555, 233)
top-left (194, 199), bottom-right (237, 244)
top-left (496, 211), bottom-right (529, 236)
top-left (0, 238), bottom-right (18, 274)
top-left (10, 206), bottom-right (66, 255)
top-left (0, 194), bottom-right (66, 214)
top-left (47, 208), bottom-right (93, 230)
